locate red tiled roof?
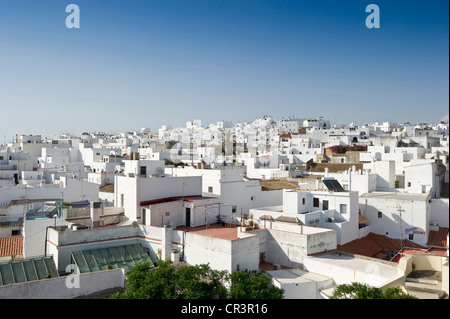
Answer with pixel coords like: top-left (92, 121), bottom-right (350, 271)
top-left (337, 236), bottom-right (383, 258)
top-left (390, 247), bottom-right (448, 263)
top-left (0, 236), bottom-right (23, 257)
top-left (367, 232), bottom-right (425, 250)
top-left (427, 227), bottom-right (449, 248)
top-left (337, 232), bottom-right (426, 259)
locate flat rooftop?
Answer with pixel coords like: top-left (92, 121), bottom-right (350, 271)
top-left (267, 268), bottom-right (332, 285)
top-left (360, 191), bottom-right (429, 201)
top-left (304, 251), bottom-right (401, 287)
top-left (175, 223), bottom-right (242, 241)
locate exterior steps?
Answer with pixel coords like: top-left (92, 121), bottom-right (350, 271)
top-left (404, 270), bottom-right (445, 299)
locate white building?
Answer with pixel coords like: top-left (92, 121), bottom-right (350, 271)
top-left (165, 165), bottom-right (283, 217)
top-left (250, 185), bottom-right (359, 245)
top-left (359, 191), bottom-right (432, 247)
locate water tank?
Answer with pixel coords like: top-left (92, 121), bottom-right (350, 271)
top-left (171, 249), bottom-right (180, 262)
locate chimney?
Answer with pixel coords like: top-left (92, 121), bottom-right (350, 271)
top-left (348, 166), bottom-right (352, 191)
top-left (90, 201), bottom-right (102, 228)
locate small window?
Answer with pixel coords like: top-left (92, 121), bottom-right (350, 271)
top-left (409, 233), bottom-right (414, 240)
top-left (313, 198), bottom-right (319, 207)
top-left (340, 204), bottom-right (347, 214)
top-left (232, 205), bottom-right (237, 213)
top-left (250, 196), bottom-right (255, 201)
top-left (323, 200), bottom-right (329, 211)
top-left (165, 212), bottom-right (170, 216)
top-left (302, 198), bottom-right (306, 205)
top-left (407, 182), bottom-right (411, 187)
top-left (208, 186), bottom-right (213, 193)
top-left (378, 211), bottom-right (382, 218)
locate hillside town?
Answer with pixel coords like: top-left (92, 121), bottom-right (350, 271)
top-left (0, 115), bottom-right (448, 299)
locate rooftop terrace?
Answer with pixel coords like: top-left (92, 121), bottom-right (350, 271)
top-left (175, 223), bottom-right (242, 241)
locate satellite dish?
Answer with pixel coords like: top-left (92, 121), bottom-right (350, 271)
top-left (132, 221), bottom-right (139, 228)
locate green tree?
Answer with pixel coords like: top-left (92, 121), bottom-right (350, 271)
top-left (175, 263), bottom-right (229, 299)
top-left (330, 282), bottom-right (417, 299)
top-left (228, 270), bottom-right (284, 299)
top-left (111, 261), bottom-right (228, 299)
top-left (111, 263), bottom-right (284, 299)
top-left (111, 261), bottom-right (178, 299)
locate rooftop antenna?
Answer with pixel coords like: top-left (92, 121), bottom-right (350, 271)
top-left (396, 203), bottom-right (405, 252)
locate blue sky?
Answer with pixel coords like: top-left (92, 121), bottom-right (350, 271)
top-left (0, 0), bottom-right (448, 140)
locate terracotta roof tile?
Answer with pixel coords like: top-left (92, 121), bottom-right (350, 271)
top-left (337, 236), bottom-right (383, 258)
top-left (275, 216), bottom-right (299, 223)
top-left (367, 232), bottom-right (425, 250)
top-left (0, 236), bottom-right (23, 257)
top-left (338, 232), bottom-right (426, 259)
top-left (427, 227), bottom-right (449, 248)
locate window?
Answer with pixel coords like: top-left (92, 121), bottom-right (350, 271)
top-left (165, 212), bottom-right (170, 216)
top-left (409, 233), bottom-right (414, 240)
top-left (0, 156), bottom-right (3, 160)
top-left (340, 204), bottom-right (347, 214)
top-left (302, 198), bottom-right (306, 205)
top-left (259, 252), bottom-right (265, 263)
top-left (140, 166), bottom-right (147, 176)
top-left (378, 211), bottom-right (382, 218)
top-left (323, 200), bottom-right (329, 211)
top-left (208, 186), bottom-right (213, 193)
top-left (407, 182), bottom-right (411, 187)
top-left (232, 205), bottom-right (237, 213)
top-left (313, 198), bottom-right (319, 207)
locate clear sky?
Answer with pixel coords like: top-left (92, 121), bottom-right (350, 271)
top-left (0, 0), bottom-right (448, 141)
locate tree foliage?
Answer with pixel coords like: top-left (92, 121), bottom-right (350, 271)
top-left (111, 262), bottom-right (284, 299)
top-left (228, 270), bottom-right (284, 299)
top-left (330, 282), bottom-right (417, 299)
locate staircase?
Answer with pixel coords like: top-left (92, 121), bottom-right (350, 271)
top-left (404, 270), bottom-right (448, 299)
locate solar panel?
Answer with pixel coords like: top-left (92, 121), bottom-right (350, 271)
top-left (323, 179), bottom-right (345, 192)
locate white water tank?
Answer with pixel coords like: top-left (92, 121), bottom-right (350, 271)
top-left (171, 249), bottom-right (180, 262)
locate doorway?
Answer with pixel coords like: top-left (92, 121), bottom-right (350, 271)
top-left (185, 207), bottom-right (191, 227)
